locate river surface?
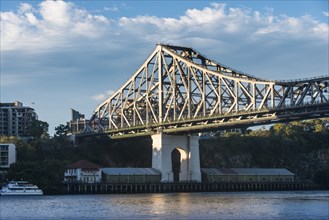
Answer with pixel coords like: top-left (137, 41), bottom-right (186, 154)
top-left (0, 191), bottom-right (328, 219)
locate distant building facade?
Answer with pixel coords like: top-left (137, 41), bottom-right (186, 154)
top-left (67, 109), bottom-right (88, 134)
top-left (201, 168), bottom-right (295, 183)
top-left (102, 168), bottom-right (161, 184)
top-left (0, 144), bottom-right (16, 168)
top-left (67, 109), bottom-right (106, 134)
top-left (64, 160), bottom-right (102, 183)
top-left (0, 101), bottom-right (38, 137)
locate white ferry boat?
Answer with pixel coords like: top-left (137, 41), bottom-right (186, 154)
top-left (0, 181), bottom-right (43, 196)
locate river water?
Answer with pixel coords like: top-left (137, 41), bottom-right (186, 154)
top-left (0, 191), bottom-right (328, 219)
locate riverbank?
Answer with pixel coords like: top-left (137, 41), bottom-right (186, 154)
top-left (55, 181), bottom-right (328, 195)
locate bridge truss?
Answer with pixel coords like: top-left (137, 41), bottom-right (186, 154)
top-left (85, 44), bottom-right (329, 138)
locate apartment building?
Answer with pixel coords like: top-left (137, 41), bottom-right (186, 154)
top-left (0, 101), bottom-right (38, 137)
top-left (67, 109), bottom-right (88, 134)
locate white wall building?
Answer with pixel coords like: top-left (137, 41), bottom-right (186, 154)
top-left (64, 160), bottom-right (102, 183)
top-left (0, 143), bottom-right (16, 168)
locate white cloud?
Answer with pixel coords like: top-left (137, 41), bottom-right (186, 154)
top-left (1, 1), bottom-right (328, 86)
top-left (39, 0), bottom-right (72, 26)
top-left (92, 90), bottom-right (114, 102)
top-left (323, 11), bottom-right (329, 17)
top-left (1, 1), bottom-right (327, 53)
top-left (104, 6), bottom-right (119, 12)
top-left (1, 1), bottom-right (328, 134)
top-left (117, 3), bottom-right (328, 44)
top-left (1, 1), bottom-right (327, 84)
top-left (0, 1), bottom-right (110, 51)
top-left (254, 14), bottom-right (328, 41)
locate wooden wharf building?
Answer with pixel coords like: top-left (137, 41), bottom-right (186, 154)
top-left (64, 166), bottom-right (314, 194)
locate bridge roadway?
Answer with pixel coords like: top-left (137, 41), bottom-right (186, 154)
top-left (81, 44), bottom-right (329, 139)
top-left (81, 102), bottom-right (328, 139)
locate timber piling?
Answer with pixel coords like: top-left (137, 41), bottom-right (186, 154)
top-left (65, 182), bottom-right (318, 194)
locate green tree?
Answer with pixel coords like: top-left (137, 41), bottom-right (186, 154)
top-left (312, 119), bottom-right (326, 133)
top-left (53, 124), bottom-right (72, 149)
top-left (28, 120), bottom-right (49, 138)
top-left (54, 124), bottom-right (69, 138)
top-left (6, 159), bottom-right (67, 192)
top-left (247, 128), bottom-right (271, 137)
top-left (285, 121), bottom-right (303, 137)
top-left (313, 169), bottom-right (329, 185)
top-left (0, 135), bottom-right (25, 146)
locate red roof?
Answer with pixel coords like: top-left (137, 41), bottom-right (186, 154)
top-left (67, 160), bottom-right (101, 169)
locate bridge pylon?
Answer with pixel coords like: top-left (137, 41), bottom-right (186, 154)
top-left (151, 133), bottom-right (201, 182)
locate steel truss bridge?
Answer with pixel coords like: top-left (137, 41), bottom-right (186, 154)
top-left (84, 44), bottom-right (329, 138)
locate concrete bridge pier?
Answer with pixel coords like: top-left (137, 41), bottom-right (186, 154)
top-left (151, 133), bottom-right (201, 183)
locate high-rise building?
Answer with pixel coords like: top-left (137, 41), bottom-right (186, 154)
top-left (67, 109), bottom-right (88, 134)
top-left (67, 109), bottom-right (108, 134)
top-left (0, 101), bottom-right (38, 137)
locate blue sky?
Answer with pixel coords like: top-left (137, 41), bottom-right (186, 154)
top-left (1, 0), bottom-right (328, 135)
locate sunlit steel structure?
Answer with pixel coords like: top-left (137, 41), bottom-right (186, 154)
top-left (84, 44), bottom-right (329, 138)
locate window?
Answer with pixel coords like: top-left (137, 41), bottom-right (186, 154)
top-left (0, 145), bottom-right (9, 151)
top-left (1, 161), bottom-right (8, 166)
top-left (0, 145), bottom-right (9, 167)
top-left (1, 152), bottom-right (8, 156)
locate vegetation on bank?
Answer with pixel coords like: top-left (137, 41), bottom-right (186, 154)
top-left (200, 120), bottom-right (329, 184)
top-left (0, 119), bottom-right (328, 192)
top-left (0, 131), bottom-right (151, 192)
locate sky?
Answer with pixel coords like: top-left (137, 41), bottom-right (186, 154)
top-left (1, 0), bottom-right (328, 135)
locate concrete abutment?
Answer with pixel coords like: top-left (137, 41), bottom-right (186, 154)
top-left (151, 133), bottom-right (201, 182)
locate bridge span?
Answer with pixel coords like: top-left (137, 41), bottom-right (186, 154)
top-left (80, 44), bottom-right (328, 183)
top-left (83, 44), bottom-right (329, 138)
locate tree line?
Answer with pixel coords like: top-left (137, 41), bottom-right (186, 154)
top-left (0, 118), bottom-right (328, 192)
top-left (200, 119), bottom-right (329, 185)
